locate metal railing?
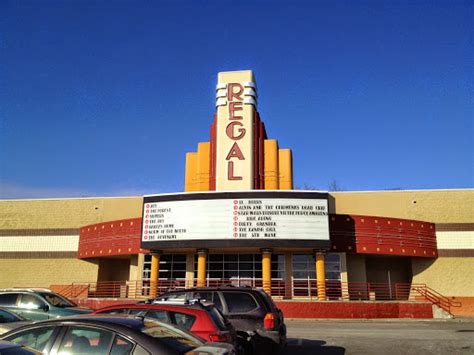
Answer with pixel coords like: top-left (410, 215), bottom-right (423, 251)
top-left (53, 280), bottom-right (461, 315)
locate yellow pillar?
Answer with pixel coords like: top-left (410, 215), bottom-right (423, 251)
top-left (315, 250), bottom-right (326, 300)
top-left (197, 249), bottom-right (208, 288)
top-left (149, 252), bottom-right (161, 298)
top-left (264, 140), bottom-right (279, 190)
top-left (185, 152), bottom-right (198, 192)
top-left (262, 248), bottom-right (272, 295)
top-left (196, 142), bottom-right (211, 191)
top-left (278, 149), bottom-right (293, 190)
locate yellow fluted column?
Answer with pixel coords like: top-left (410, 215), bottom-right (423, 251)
top-left (197, 249), bottom-right (208, 288)
top-left (149, 251), bottom-right (161, 298)
top-left (185, 152), bottom-right (198, 192)
top-left (262, 248), bottom-right (272, 295)
top-left (315, 250), bottom-right (326, 300)
top-left (197, 142), bottom-right (211, 191)
top-left (264, 140), bottom-right (279, 190)
top-left (278, 149), bottom-right (293, 190)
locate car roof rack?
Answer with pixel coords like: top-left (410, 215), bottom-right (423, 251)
top-left (0, 287), bottom-right (52, 293)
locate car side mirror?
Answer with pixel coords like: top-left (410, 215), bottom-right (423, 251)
top-left (40, 304), bottom-right (49, 312)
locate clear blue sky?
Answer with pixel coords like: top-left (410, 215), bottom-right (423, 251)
top-left (1, 0), bottom-right (472, 199)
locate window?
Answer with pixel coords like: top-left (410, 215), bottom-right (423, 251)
top-left (142, 322), bottom-right (201, 353)
top-left (110, 335), bottom-right (134, 355)
top-left (292, 253), bottom-right (341, 281)
top-left (192, 291), bottom-right (223, 311)
top-left (97, 308), bottom-right (128, 314)
top-left (128, 308), bottom-right (147, 316)
top-left (207, 307), bottom-right (227, 331)
top-left (223, 292), bottom-right (258, 313)
top-left (212, 293), bottom-right (223, 311)
top-left (0, 309), bottom-right (21, 323)
top-left (39, 292), bottom-right (75, 307)
top-left (325, 254), bottom-right (341, 281)
top-left (0, 293), bottom-right (18, 306)
top-left (58, 326), bottom-right (115, 354)
top-left (159, 254), bottom-right (187, 280)
top-left (18, 294), bottom-right (46, 309)
top-left (194, 254), bottom-right (284, 282)
top-left (5, 326), bottom-right (56, 352)
top-left (170, 312), bottom-right (196, 330)
top-left (145, 309), bottom-right (169, 322)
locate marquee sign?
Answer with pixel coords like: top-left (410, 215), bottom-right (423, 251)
top-left (141, 191), bottom-right (330, 249)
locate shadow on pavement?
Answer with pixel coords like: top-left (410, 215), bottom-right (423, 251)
top-left (285, 338), bottom-right (346, 354)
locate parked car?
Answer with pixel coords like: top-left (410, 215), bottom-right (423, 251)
top-left (0, 307), bottom-right (33, 335)
top-left (0, 288), bottom-right (93, 320)
top-left (0, 339), bottom-right (41, 354)
top-left (153, 287), bottom-right (286, 354)
top-left (0, 314), bottom-right (236, 354)
top-left (93, 301), bottom-right (237, 345)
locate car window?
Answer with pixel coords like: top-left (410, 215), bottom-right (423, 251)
top-left (38, 292), bottom-right (75, 308)
top-left (145, 309), bottom-right (169, 322)
top-left (18, 295), bottom-right (46, 310)
top-left (222, 292), bottom-right (258, 313)
top-left (207, 307), bottom-right (227, 331)
top-left (5, 326), bottom-right (56, 352)
top-left (212, 293), bottom-right (223, 311)
top-left (0, 294), bottom-right (19, 306)
top-left (98, 308), bottom-right (129, 314)
top-left (142, 321), bottom-right (201, 353)
top-left (0, 345), bottom-right (42, 355)
top-left (0, 309), bottom-right (22, 322)
top-left (193, 291), bottom-right (213, 302)
top-left (132, 344), bottom-right (149, 355)
top-left (110, 335), bottom-right (134, 355)
top-left (58, 326), bottom-right (115, 354)
top-left (129, 308), bottom-right (147, 316)
top-left (193, 291), bottom-right (223, 311)
top-left (170, 312), bottom-right (196, 330)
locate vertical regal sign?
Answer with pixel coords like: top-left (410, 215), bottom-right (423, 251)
top-left (215, 71), bottom-right (257, 190)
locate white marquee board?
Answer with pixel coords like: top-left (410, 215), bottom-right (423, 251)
top-left (142, 191), bottom-right (329, 244)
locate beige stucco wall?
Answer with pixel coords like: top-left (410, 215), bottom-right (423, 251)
top-left (0, 196), bottom-right (143, 288)
top-left (412, 257), bottom-right (474, 296)
top-left (0, 258), bottom-right (99, 288)
top-left (332, 189), bottom-right (474, 297)
top-left (0, 196), bottom-right (143, 229)
top-left (331, 189), bottom-right (473, 223)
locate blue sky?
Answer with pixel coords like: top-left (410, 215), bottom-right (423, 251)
top-left (0, 0), bottom-right (472, 199)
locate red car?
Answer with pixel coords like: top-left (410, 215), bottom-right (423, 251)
top-left (93, 301), bottom-right (236, 345)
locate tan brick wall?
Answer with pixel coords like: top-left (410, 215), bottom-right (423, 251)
top-left (412, 257), bottom-right (474, 296)
top-left (331, 189), bottom-right (474, 223)
top-left (0, 258), bottom-right (99, 288)
top-left (0, 197), bottom-right (143, 229)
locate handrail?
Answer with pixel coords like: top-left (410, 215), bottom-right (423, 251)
top-left (410, 284), bottom-right (461, 315)
top-left (51, 279), bottom-right (461, 315)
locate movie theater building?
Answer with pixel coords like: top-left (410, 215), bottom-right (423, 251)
top-left (0, 71), bottom-right (473, 316)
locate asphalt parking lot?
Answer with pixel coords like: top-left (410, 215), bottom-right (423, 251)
top-left (283, 318), bottom-right (474, 354)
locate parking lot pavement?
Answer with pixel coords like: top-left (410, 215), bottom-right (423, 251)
top-left (284, 318), bottom-right (474, 354)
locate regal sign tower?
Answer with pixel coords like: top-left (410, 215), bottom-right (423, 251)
top-left (185, 70), bottom-right (293, 192)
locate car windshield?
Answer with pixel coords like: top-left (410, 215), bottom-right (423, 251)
top-left (38, 293), bottom-right (76, 308)
top-left (141, 318), bottom-right (203, 353)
